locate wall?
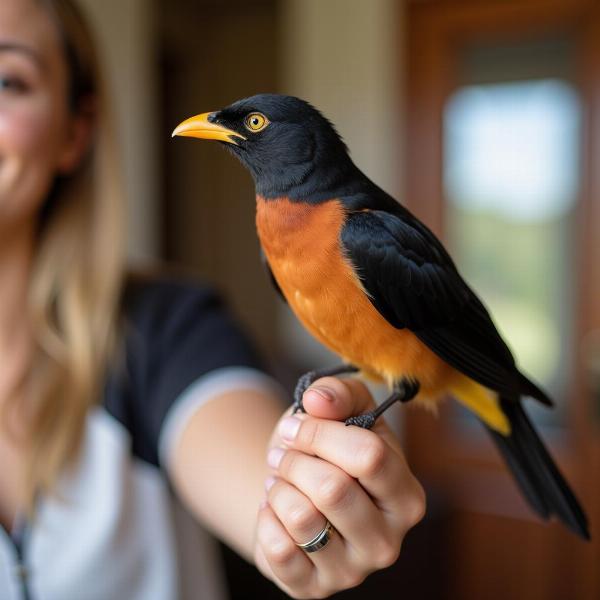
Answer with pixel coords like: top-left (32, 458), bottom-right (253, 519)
top-left (159, 0), bottom-right (282, 365)
top-left (78, 0), bottom-right (159, 262)
top-left (280, 0), bottom-right (404, 195)
top-left (278, 0), bottom-right (406, 372)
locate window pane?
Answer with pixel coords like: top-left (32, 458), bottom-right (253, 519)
top-left (444, 75), bottom-right (580, 425)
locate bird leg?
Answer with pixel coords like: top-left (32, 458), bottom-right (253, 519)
top-left (345, 378), bottom-right (420, 429)
top-left (293, 364), bottom-right (359, 414)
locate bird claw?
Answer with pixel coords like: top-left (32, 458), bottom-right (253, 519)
top-left (292, 399), bottom-right (306, 414)
top-left (293, 371), bottom-right (317, 414)
top-left (294, 371), bottom-right (316, 406)
top-left (293, 364), bottom-right (360, 415)
top-left (345, 413), bottom-right (376, 429)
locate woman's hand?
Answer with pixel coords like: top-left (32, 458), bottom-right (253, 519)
top-left (254, 377), bottom-right (426, 598)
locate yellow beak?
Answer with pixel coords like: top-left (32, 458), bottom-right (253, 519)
top-left (171, 112), bottom-right (246, 145)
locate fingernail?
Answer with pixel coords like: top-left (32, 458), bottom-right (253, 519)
top-left (265, 476), bottom-right (277, 492)
top-left (278, 416), bottom-right (301, 442)
top-left (305, 385), bottom-right (335, 402)
top-left (267, 447), bottom-right (285, 469)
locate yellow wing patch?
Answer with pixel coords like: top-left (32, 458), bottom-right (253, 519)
top-left (450, 376), bottom-right (511, 436)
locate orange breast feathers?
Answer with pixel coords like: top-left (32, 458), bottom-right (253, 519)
top-left (255, 196), bottom-right (460, 399)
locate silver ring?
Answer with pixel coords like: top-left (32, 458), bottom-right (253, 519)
top-left (296, 520), bottom-right (335, 553)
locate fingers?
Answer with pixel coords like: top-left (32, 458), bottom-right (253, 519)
top-left (255, 501), bottom-right (315, 595)
top-left (258, 432), bottom-right (425, 596)
top-left (266, 477), bottom-right (331, 549)
top-left (256, 484), bottom-right (359, 599)
top-left (258, 375), bottom-right (427, 597)
top-left (266, 478), bottom-right (348, 575)
top-left (268, 448), bottom-right (401, 564)
top-left (300, 377), bottom-right (401, 453)
top-left (275, 415), bottom-right (425, 527)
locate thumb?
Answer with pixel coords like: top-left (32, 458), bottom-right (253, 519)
top-left (301, 376), bottom-right (404, 454)
top-left (302, 376), bottom-right (376, 421)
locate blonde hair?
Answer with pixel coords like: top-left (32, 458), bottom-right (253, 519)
top-left (12, 0), bottom-right (125, 508)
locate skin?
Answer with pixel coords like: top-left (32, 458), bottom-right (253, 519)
top-left (0, 1), bottom-right (426, 597)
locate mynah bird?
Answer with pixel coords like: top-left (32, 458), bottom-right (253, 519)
top-left (173, 93), bottom-right (589, 539)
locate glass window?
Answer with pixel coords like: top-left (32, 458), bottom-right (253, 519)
top-left (443, 40), bottom-right (581, 425)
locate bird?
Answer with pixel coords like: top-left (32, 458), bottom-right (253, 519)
top-left (172, 93), bottom-right (589, 539)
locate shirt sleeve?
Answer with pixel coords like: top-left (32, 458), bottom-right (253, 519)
top-left (104, 277), bottom-right (284, 467)
top-left (157, 365), bottom-right (282, 471)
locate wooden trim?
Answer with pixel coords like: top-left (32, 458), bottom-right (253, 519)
top-left (578, 5), bottom-right (600, 597)
top-left (405, 0), bottom-right (600, 584)
top-left (404, 6), bottom-right (599, 595)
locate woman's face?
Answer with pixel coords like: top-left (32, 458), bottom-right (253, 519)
top-left (0, 0), bottom-right (85, 231)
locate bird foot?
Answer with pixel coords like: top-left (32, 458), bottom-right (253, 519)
top-left (345, 377), bottom-right (421, 429)
top-left (345, 413), bottom-right (376, 429)
top-left (292, 364), bottom-right (359, 414)
top-left (293, 371), bottom-right (317, 409)
top-left (292, 398), bottom-right (307, 415)
top-left (397, 378), bottom-right (420, 403)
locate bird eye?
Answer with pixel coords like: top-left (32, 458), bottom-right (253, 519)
top-left (244, 112), bottom-right (269, 132)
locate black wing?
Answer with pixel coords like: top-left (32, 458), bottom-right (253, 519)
top-left (341, 208), bottom-right (526, 399)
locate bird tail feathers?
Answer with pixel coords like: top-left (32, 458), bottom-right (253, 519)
top-left (518, 372), bottom-right (553, 406)
top-left (484, 398), bottom-right (589, 540)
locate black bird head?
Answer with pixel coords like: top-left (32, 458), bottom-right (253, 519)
top-left (172, 93), bottom-right (359, 201)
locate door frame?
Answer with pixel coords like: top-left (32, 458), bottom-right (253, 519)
top-left (404, 0), bottom-right (600, 596)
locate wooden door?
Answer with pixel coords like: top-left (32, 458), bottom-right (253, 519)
top-left (405, 2), bottom-right (600, 598)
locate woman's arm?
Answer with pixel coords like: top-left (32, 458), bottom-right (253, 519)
top-left (168, 386), bottom-right (282, 561)
top-left (170, 377), bottom-right (426, 597)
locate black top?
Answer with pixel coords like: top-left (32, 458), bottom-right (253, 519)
top-left (0, 275), bottom-right (275, 600)
top-left (104, 274), bottom-right (263, 467)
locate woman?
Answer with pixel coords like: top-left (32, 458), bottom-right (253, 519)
top-left (0, 1), bottom-right (425, 598)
